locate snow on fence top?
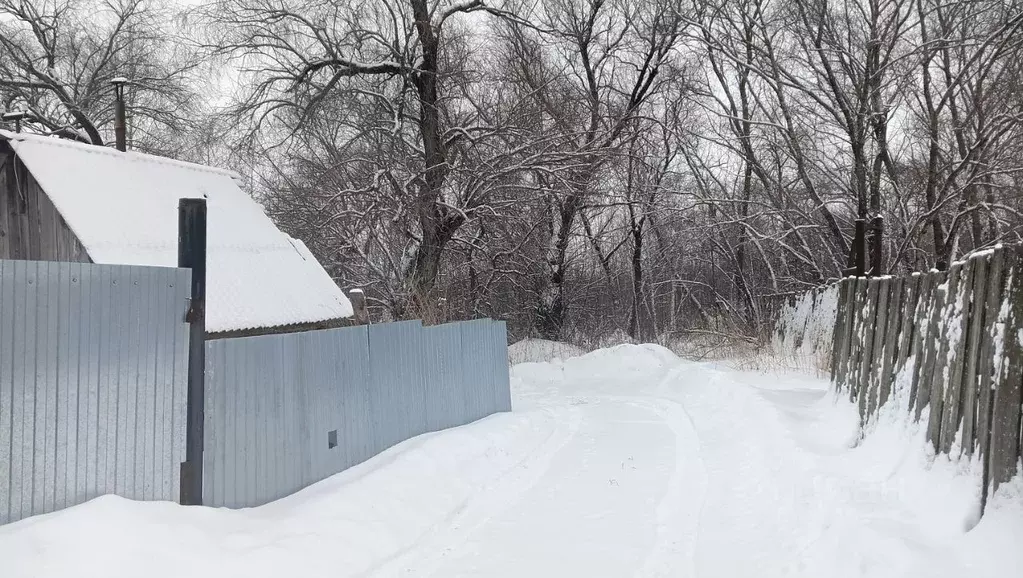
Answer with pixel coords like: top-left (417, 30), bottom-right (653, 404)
top-left (2, 130), bottom-right (353, 332)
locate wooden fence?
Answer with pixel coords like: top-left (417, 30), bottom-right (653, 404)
top-left (832, 245), bottom-right (1023, 509)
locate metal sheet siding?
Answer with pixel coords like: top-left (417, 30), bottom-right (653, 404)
top-left (0, 260), bottom-right (190, 525)
top-left (203, 319), bottom-right (510, 509)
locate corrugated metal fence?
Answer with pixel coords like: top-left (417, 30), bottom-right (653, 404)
top-left (0, 260), bottom-right (191, 525)
top-left (1, 258), bottom-right (512, 523)
top-left (202, 319), bottom-right (511, 508)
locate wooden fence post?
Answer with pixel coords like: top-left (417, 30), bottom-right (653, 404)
top-left (926, 263), bottom-right (962, 445)
top-left (876, 277), bottom-right (904, 412)
top-left (178, 198), bottom-right (206, 506)
top-left (978, 248), bottom-right (1006, 516)
top-left (890, 275), bottom-right (920, 398)
top-left (834, 279), bottom-right (858, 391)
top-left (865, 277), bottom-right (892, 418)
top-left (845, 278), bottom-right (869, 399)
top-left (961, 254), bottom-right (990, 456)
top-left (989, 247), bottom-right (1023, 494)
top-left (831, 279), bottom-right (849, 384)
top-left (856, 279), bottom-right (881, 413)
top-left (938, 260), bottom-right (974, 454)
top-left (348, 288), bottom-right (369, 324)
top-left (913, 270), bottom-right (946, 420)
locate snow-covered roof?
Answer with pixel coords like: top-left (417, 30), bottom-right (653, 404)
top-left (0, 130), bottom-right (353, 333)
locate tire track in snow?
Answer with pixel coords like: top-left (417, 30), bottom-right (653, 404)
top-left (361, 405), bottom-right (584, 578)
top-left (591, 366), bottom-right (710, 578)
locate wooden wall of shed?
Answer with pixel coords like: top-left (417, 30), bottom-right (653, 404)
top-left (0, 147), bottom-right (91, 263)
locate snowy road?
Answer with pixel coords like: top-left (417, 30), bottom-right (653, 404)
top-left (2, 345), bottom-right (1021, 577)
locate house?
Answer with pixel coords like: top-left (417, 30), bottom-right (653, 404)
top-left (0, 130), bottom-right (353, 337)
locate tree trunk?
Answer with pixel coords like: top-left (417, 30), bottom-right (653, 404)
top-left (628, 223), bottom-right (645, 340)
top-left (402, 0), bottom-right (465, 314)
top-left (535, 192), bottom-right (584, 340)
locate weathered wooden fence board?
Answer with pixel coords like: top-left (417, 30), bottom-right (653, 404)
top-left (938, 258), bottom-right (974, 453)
top-left (865, 278), bottom-right (893, 418)
top-left (979, 250), bottom-right (1005, 459)
top-left (914, 272), bottom-right (947, 419)
top-left (844, 278), bottom-right (870, 396)
top-left (989, 249), bottom-right (1023, 491)
top-left (961, 255), bottom-right (989, 456)
top-left (855, 279), bottom-right (881, 412)
top-left (895, 274), bottom-right (921, 377)
top-left (828, 244), bottom-right (1023, 518)
top-left (927, 262), bottom-right (962, 450)
top-left (831, 279), bottom-right (851, 383)
top-left (876, 277), bottom-right (904, 413)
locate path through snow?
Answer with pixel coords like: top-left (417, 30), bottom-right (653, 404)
top-left (2, 345), bottom-right (1021, 577)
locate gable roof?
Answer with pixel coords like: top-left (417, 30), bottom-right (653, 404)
top-left (0, 130), bottom-right (353, 333)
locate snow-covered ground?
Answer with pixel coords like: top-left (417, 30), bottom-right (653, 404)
top-left (2, 345), bottom-right (1021, 577)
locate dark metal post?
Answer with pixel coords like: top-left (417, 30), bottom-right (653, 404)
top-left (111, 77), bottom-right (128, 152)
top-left (868, 215), bottom-right (884, 277)
top-left (2, 111), bottom-right (27, 133)
top-left (854, 219), bottom-right (866, 277)
top-left (178, 198), bottom-right (206, 505)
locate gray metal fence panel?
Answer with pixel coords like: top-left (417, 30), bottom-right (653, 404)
top-left (0, 259), bottom-right (190, 525)
top-left (203, 318), bottom-right (510, 510)
top-left (204, 325), bottom-right (369, 508)
top-left (367, 321), bottom-right (427, 451)
top-left (423, 322), bottom-right (464, 432)
top-left (490, 320), bottom-right (513, 413)
top-left (460, 319), bottom-right (498, 422)
top-left (336, 326), bottom-right (372, 469)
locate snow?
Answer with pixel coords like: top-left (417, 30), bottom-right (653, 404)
top-left (507, 338), bottom-right (586, 364)
top-left (1, 131), bottom-right (352, 332)
top-left (772, 283), bottom-right (839, 367)
top-left (2, 345), bottom-right (1021, 577)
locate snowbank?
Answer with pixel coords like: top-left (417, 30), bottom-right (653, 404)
top-left (2, 344), bottom-right (1020, 577)
top-left (0, 410), bottom-right (562, 577)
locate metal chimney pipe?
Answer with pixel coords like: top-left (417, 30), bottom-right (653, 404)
top-left (1, 111), bottom-right (27, 133)
top-left (110, 77), bottom-right (128, 151)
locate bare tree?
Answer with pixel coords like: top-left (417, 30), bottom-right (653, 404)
top-left (500, 0), bottom-right (689, 339)
top-left (0, 0), bottom-right (202, 152)
top-left (209, 0), bottom-right (537, 316)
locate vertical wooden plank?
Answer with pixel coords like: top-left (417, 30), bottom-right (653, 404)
top-left (831, 279), bottom-right (850, 385)
top-left (856, 279), bottom-right (881, 417)
top-left (905, 273), bottom-right (931, 407)
top-left (961, 254), bottom-right (990, 456)
top-left (35, 173), bottom-right (57, 261)
top-left (896, 274), bottom-right (921, 371)
top-left (926, 263), bottom-right (963, 448)
top-left (913, 270), bottom-right (947, 420)
top-left (939, 259), bottom-right (974, 454)
top-left (989, 247), bottom-right (1023, 491)
top-left (865, 277), bottom-right (892, 418)
top-left (8, 158), bottom-right (26, 260)
top-left (877, 276), bottom-right (904, 411)
top-left (978, 248), bottom-right (1006, 513)
top-left (24, 164), bottom-right (40, 260)
top-left (845, 278), bottom-right (868, 399)
top-left (836, 278), bottom-right (857, 391)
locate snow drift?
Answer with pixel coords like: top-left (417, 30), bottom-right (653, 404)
top-left (1, 344), bottom-right (1020, 577)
